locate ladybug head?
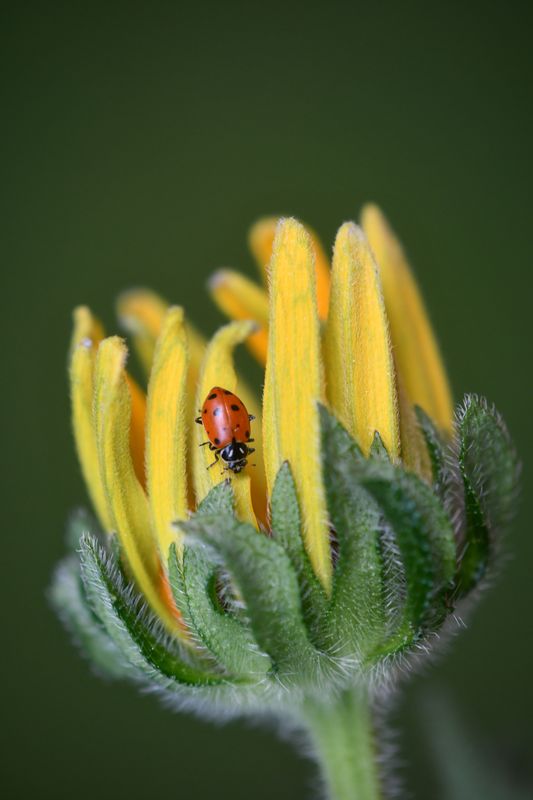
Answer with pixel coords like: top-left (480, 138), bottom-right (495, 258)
top-left (220, 441), bottom-right (249, 473)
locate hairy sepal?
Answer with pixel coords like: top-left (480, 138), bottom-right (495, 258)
top-left (360, 459), bottom-right (456, 660)
top-left (182, 509), bottom-right (333, 689)
top-left (320, 406), bottom-right (457, 665)
top-left (79, 534), bottom-right (225, 686)
top-left (319, 407), bottom-right (387, 661)
top-left (168, 542), bottom-right (271, 679)
top-left (269, 462), bottom-right (329, 645)
top-left (453, 395), bottom-right (519, 597)
top-left (415, 406), bottom-right (447, 490)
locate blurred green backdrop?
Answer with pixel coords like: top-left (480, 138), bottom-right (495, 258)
top-left (2, 2), bottom-right (532, 798)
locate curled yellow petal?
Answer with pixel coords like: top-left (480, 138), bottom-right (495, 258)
top-left (361, 204), bottom-right (454, 434)
top-left (208, 269), bottom-right (269, 364)
top-left (146, 307), bottom-right (189, 563)
top-left (70, 319), bottom-right (111, 532)
top-left (192, 321), bottom-right (258, 528)
top-left (324, 223), bottom-right (399, 459)
top-left (94, 336), bottom-right (178, 632)
top-left (263, 218), bottom-right (332, 591)
top-left (69, 306), bottom-right (147, 517)
top-left (249, 216), bottom-right (331, 320)
top-left (116, 288), bottom-right (169, 374)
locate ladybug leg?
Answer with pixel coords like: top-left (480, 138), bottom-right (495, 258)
top-left (248, 414), bottom-right (255, 421)
top-left (207, 451), bottom-right (220, 470)
top-left (195, 415), bottom-right (203, 424)
top-left (247, 447), bottom-right (256, 455)
top-left (199, 441), bottom-right (218, 451)
top-left (247, 438), bottom-right (255, 443)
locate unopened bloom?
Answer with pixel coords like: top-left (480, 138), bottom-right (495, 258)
top-left (52, 206), bottom-right (518, 799)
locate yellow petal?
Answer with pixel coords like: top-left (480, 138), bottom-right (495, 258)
top-left (116, 287), bottom-right (197, 493)
top-left (116, 288), bottom-right (169, 374)
top-left (324, 223), bottom-right (400, 459)
top-left (396, 372), bottom-right (433, 483)
top-left (146, 307), bottom-right (189, 563)
top-left (94, 336), bottom-right (178, 632)
top-left (361, 204), bottom-right (454, 434)
top-left (208, 269), bottom-right (269, 364)
top-left (70, 305), bottom-right (105, 353)
top-left (74, 295), bottom-right (147, 487)
top-left (70, 330), bottom-right (112, 532)
top-left (263, 218), bottom-right (332, 591)
top-left (249, 216), bottom-right (331, 320)
top-left (69, 306), bottom-right (147, 519)
top-left (182, 322), bottom-right (207, 510)
top-left (192, 321), bottom-right (258, 528)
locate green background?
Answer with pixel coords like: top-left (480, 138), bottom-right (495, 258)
top-left (2, 2), bottom-right (532, 797)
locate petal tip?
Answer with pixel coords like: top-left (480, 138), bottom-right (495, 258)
top-left (207, 269), bottom-right (229, 290)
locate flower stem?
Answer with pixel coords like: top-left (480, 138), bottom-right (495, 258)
top-left (302, 687), bottom-right (383, 800)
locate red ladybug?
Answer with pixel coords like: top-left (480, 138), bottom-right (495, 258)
top-left (195, 386), bottom-right (255, 473)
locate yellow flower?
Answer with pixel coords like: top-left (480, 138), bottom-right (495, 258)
top-left (57, 207), bottom-right (519, 800)
top-left (69, 205), bottom-right (453, 632)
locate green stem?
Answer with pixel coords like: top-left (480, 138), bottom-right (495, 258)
top-left (301, 687), bottom-right (383, 800)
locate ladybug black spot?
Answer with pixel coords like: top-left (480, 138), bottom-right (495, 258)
top-left (214, 437), bottom-right (220, 445)
top-left (245, 430), bottom-right (250, 438)
top-left (208, 393), bottom-right (217, 400)
top-left (231, 404), bottom-right (240, 411)
top-left (223, 389), bottom-right (232, 395)
top-left (203, 408), bottom-right (207, 414)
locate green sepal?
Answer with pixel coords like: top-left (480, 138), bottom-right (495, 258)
top-left (169, 480), bottom-right (271, 677)
top-left (415, 406), bottom-right (447, 488)
top-left (168, 544), bottom-right (271, 678)
top-left (182, 511), bottom-right (328, 686)
top-left (320, 406), bottom-right (457, 663)
top-left (270, 462), bottom-right (329, 644)
top-left (369, 431), bottom-right (390, 461)
top-left (359, 461), bottom-right (456, 659)
top-left (79, 534), bottom-right (226, 686)
top-left (50, 554), bottom-right (131, 679)
top-left (453, 395), bottom-right (519, 597)
top-left (195, 478), bottom-right (235, 516)
top-left (319, 407), bottom-right (386, 660)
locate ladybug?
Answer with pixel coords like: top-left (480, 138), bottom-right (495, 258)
top-left (195, 386), bottom-right (255, 473)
